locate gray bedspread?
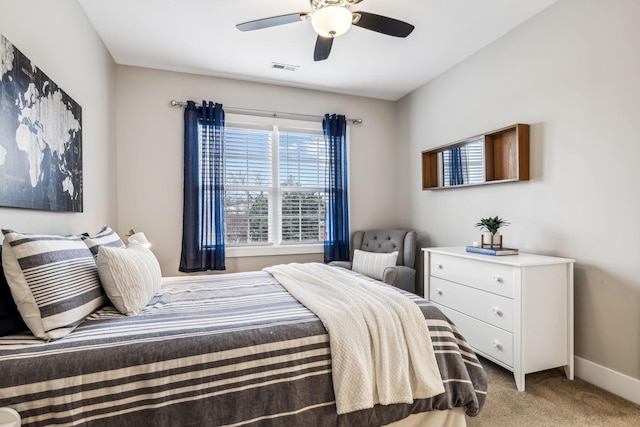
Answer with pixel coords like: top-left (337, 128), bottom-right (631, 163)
top-left (0, 270), bottom-right (486, 426)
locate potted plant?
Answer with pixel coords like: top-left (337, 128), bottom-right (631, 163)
top-left (475, 216), bottom-right (510, 247)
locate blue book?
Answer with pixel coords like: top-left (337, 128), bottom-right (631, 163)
top-left (466, 246), bottom-right (519, 256)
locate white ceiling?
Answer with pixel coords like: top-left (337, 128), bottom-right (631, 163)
top-left (79, 0), bottom-right (557, 101)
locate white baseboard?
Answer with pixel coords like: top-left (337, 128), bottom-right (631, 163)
top-left (575, 356), bottom-right (640, 405)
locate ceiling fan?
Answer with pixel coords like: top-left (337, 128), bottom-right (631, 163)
top-left (236, 0), bottom-right (415, 61)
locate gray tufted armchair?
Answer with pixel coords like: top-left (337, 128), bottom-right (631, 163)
top-left (328, 229), bottom-right (417, 294)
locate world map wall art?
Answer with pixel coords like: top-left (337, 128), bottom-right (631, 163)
top-left (0, 34), bottom-right (82, 212)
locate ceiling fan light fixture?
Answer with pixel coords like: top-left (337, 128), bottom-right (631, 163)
top-left (311, 6), bottom-right (352, 38)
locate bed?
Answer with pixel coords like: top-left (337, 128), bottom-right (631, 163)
top-left (0, 226), bottom-right (487, 427)
top-left (0, 265), bottom-right (486, 426)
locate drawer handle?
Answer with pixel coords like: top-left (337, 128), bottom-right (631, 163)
top-left (436, 263), bottom-right (443, 270)
top-left (493, 275), bottom-right (503, 284)
top-left (492, 307), bottom-right (503, 317)
top-left (492, 340), bottom-right (503, 351)
top-left (436, 289), bottom-right (443, 296)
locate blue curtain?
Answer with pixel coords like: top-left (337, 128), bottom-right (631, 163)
top-left (449, 147), bottom-right (464, 186)
top-left (323, 114), bottom-right (350, 263)
top-left (179, 101), bottom-right (226, 272)
top-left (448, 146), bottom-right (470, 186)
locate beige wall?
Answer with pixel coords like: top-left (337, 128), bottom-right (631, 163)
top-left (114, 66), bottom-right (399, 276)
top-left (396, 0), bottom-right (640, 380)
top-left (0, 0), bottom-right (117, 235)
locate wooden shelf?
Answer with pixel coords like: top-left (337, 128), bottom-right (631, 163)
top-left (421, 124), bottom-right (529, 190)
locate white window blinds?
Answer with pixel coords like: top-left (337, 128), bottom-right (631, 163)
top-left (224, 126), bottom-right (272, 245)
top-left (220, 122), bottom-right (329, 247)
top-left (279, 130), bottom-right (327, 244)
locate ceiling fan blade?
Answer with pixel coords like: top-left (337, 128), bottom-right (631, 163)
top-left (352, 11), bottom-right (414, 38)
top-left (236, 13), bottom-right (306, 32)
top-left (314, 36), bottom-right (333, 61)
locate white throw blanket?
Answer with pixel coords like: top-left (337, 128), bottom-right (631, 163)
top-left (263, 263), bottom-right (444, 415)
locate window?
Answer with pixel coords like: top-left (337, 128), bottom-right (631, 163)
top-left (217, 117), bottom-right (332, 257)
top-left (441, 137), bottom-right (485, 186)
top-left (223, 125), bottom-right (272, 246)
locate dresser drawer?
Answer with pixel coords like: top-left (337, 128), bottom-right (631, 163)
top-left (429, 277), bottom-right (514, 332)
top-left (436, 304), bottom-right (514, 367)
top-left (430, 253), bottom-right (515, 298)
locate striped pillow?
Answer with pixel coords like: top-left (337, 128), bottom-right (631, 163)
top-left (81, 226), bottom-right (125, 257)
top-left (1, 229), bottom-right (106, 340)
top-left (352, 249), bottom-right (399, 281)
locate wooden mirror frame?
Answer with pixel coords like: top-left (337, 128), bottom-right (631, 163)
top-left (421, 124), bottom-right (529, 190)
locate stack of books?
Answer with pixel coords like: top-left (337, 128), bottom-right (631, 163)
top-left (465, 246), bottom-right (519, 256)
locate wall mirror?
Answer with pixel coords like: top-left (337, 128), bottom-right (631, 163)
top-left (421, 124), bottom-right (529, 190)
top-left (438, 136), bottom-right (485, 187)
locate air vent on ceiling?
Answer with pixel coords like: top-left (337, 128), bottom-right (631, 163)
top-left (270, 62), bottom-right (299, 72)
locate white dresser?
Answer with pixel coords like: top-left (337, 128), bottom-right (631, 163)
top-left (423, 247), bottom-right (575, 391)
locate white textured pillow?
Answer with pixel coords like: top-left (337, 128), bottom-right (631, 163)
top-left (1, 229), bottom-right (106, 340)
top-left (352, 249), bottom-right (399, 281)
top-left (97, 243), bottom-right (162, 316)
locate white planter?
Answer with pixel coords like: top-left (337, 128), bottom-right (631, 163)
top-left (492, 232), bottom-right (501, 246)
top-left (482, 232), bottom-right (501, 247)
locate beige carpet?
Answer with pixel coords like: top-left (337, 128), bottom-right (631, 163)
top-left (466, 357), bottom-right (640, 427)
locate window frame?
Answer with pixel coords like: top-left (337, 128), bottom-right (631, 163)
top-left (222, 114), bottom-right (349, 258)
